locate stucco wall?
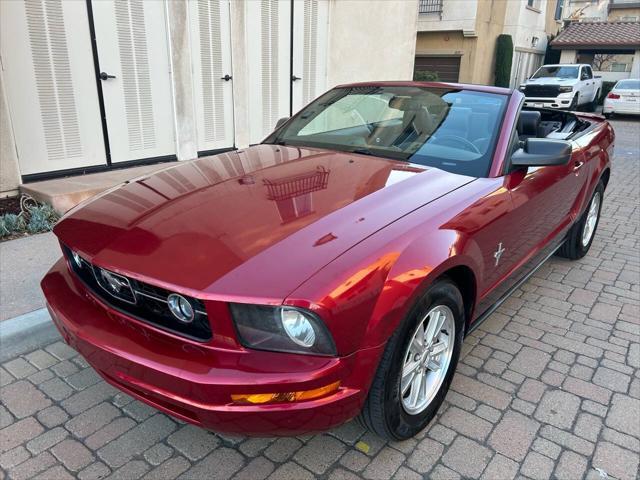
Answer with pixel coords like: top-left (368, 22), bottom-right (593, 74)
top-left (503, 1), bottom-right (548, 54)
top-left (326, 0), bottom-right (418, 87)
top-left (0, 71), bottom-right (20, 196)
top-left (415, 0), bottom-right (509, 85)
top-left (609, 8), bottom-right (640, 21)
top-left (166, 1), bottom-right (198, 161)
top-left (560, 49), bottom-right (578, 63)
top-left (416, 0), bottom-right (478, 34)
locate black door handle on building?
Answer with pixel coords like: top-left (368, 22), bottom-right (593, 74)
top-left (221, 74), bottom-right (232, 81)
top-left (99, 72), bottom-right (116, 81)
top-left (292, 75), bottom-right (302, 81)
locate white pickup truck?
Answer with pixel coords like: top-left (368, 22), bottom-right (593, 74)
top-left (519, 64), bottom-right (602, 111)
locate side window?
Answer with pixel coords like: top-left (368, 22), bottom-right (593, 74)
top-left (585, 66), bottom-right (593, 79)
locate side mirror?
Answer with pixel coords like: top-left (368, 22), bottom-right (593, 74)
top-left (275, 117), bottom-right (290, 129)
top-left (511, 138), bottom-right (572, 169)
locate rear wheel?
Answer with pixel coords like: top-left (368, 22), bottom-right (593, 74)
top-left (557, 181), bottom-right (604, 260)
top-left (358, 280), bottom-right (464, 440)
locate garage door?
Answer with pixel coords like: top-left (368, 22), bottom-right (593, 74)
top-left (414, 56), bottom-right (461, 83)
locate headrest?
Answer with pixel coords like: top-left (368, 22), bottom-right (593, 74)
top-left (518, 111), bottom-right (541, 136)
top-left (441, 107), bottom-right (471, 130)
top-left (388, 96), bottom-right (422, 111)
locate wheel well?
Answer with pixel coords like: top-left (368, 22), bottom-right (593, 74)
top-left (439, 265), bottom-right (476, 328)
top-left (601, 168), bottom-right (610, 190)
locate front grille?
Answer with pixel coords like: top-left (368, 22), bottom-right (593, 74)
top-left (62, 245), bottom-right (212, 342)
top-left (524, 85), bottom-right (560, 98)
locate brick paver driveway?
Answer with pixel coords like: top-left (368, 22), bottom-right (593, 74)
top-left (1, 118), bottom-right (638, 480)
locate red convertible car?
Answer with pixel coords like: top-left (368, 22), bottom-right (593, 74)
top-left (42, 82), bottom-right (613, 440)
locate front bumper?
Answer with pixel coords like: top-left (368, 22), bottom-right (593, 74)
top-left (42, 258), bottom-right (382, 435)
top-left (523, 96), bottom-right (574, 109)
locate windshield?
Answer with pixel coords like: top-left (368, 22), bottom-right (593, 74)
top-left (616, 80), bottom-right (640, 90)
top-left (266, 86), bottom-right (508, 177)
top-left (532, 66), bottom-right (579, 79)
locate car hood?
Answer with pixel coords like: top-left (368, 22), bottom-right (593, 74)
top-left (525, 77), bottom-right (578, 86)
top-left (55, 145), bottom-right (474, 300)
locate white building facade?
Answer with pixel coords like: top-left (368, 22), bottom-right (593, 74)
top-left (0, 0), bottom-right (419, 195)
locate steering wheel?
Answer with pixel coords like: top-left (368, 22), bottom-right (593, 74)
top-left (431, 135), bottom-right (481, 154)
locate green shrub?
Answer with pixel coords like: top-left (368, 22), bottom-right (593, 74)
top-left (2, 214), bottom-right (26, 234)
top-left (495, 34), bottom-right (514, 88)
top-left (26, 204), bottom-right (59, 234)
top-left (413, 70), bottom-right (439, 82)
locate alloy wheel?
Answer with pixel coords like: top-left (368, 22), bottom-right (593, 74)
top-left (400, 305), bottom-right (455, 415)
top-left (582, 191), bottom-right (601, 247)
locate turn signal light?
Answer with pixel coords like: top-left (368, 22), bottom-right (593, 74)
top-left (231, 381), bottom-right (340, 405)
top-left (607, 93), bottom-right (620, 99)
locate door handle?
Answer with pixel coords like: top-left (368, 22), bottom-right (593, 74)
top-left (99, 72), bottom-right (116, 81)
top-left (221, 74), bottom-right (232, 81)
top-left (291, 75), bottom-right (302, 81)
top-left (573, 160), bottom-right (584, 171)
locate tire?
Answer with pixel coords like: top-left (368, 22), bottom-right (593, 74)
top-left (569, 94), bottom-right (579, 111)
top-left (557, 181), bottom-right (604, 260)
top-left (358, 279), bottom-right (464, 440)
top-left (588, 90), bottom-right (600, 112)
top-left (604, 112), bottom-right (613, 119)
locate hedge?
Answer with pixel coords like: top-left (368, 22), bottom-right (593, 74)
top-left (495, 34), bottom-right (513, 88)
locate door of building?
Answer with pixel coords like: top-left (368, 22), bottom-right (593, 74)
top-left (0, 0), bottom-right (106, 176)
top-left (246, 0), bottom-right (329, 144)
top-left (291, 0), bottom-right (329, 113)
top-left (188, 0), bottom-right (235, 154)
top-left (91, 0), bottom-right (176, 163)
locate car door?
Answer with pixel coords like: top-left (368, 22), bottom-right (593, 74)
top-left (580, 66), bottom-right (594, 104)
top-left (476, 127), bottom-right (589, 312)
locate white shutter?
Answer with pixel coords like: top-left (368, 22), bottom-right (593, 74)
top-left (0, 0), bottom-right (106, 175)
top-left (188, 0), bottom-right (234, 152)
top-left (92, 0), bottom-right (175, 163)
top-left (246, 0), bottom-right (291, 144)
top-left (292, 0), bottom-right (329, 113)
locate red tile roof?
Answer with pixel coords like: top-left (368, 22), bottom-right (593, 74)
top-left (551, 21), bottom-right (640, 49)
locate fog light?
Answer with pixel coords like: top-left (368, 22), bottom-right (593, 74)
top-left (281, 308), bottom-right (316, 347)
top-left (231, 381), bottom-right (341, 404)
top-left (71, 251), bottom-right (83, 268)
top-left (167, 294), bottom-right (194, 323)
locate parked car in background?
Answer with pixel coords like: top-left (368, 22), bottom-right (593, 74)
top-left (520, 64), bottom-right (602, 111)
top-left (43, 82), bottom-right (613, 440)
top-left (603, 79), bottom-right (640, 118)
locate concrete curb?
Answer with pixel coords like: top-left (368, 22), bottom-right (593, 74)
top-left (0, 308), bottom-right (61, 362)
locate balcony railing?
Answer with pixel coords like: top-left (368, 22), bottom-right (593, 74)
top-left (419, 0), bottom-right (443, 14)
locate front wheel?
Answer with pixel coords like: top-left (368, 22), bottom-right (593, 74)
top-left (557, 181), bottom-right (604, 260)
top-left (588, 90), bottom-right (600, 112)
top-left (358, 280), bottom-right (464, 440)
top-left (569, 94), bottom-right (579, 111)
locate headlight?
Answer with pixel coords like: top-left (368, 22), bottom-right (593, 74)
top-left (559, 86), bottom-right (573, 93)
top-left (229, 304), bottom-right (337, 356)
top-left (519, 84), bottom-right (526, 91)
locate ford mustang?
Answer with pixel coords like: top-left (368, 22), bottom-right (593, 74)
top-left (42, 82), bottom-right (613, 440)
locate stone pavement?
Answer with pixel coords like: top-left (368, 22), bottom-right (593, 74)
top-left (0, 232), bottom-right (60, 321)
top-left (1, 117), bottom-right (639, 480)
